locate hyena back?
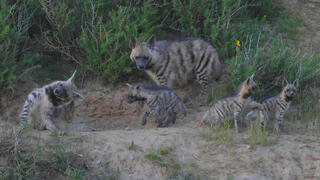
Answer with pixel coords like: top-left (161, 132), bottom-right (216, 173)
top-left (126, 83), bottom-right (186, 127)
top-left (201, 74), bottom-right (262, 133)
top-left (20, 71), bottom-right (82, 132)
top-left (246, 79), bottom-right (298, 134)
top-left (130, 35), bottom-right (222, 94)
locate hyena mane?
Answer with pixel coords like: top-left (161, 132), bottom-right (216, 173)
top-left (130, 35), bottom-right (222, 94)
top-left (126, 83), bottom-right (186, 127)
top-left (19, 70), bottom-right (82, 132)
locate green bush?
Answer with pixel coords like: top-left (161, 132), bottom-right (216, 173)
top-left (77, 2), bottom-right (161, 82)
top-left (0, 0), bottom-right (41, 93)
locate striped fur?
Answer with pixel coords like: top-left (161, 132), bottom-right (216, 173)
top-left (126, 83), bottom-right (186, 127)
top-left (130, 35), bottom-right (222, 94)
top-left (247, 79), bottom-right (298, 134)
top-left (19, 71), bottom-right (82, 132)
top-left (201, 75), bottom-right (262, 133)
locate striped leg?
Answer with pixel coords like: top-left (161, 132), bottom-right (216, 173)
top-left (234, 111), bottom-right (241, 133)
top-left (142, 111), bottom-right (150, 125)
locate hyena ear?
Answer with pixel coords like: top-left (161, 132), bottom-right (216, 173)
top-left (147, 35), bottom-right (155, 49)
top-left (246, 77), bottom-right (251, 85)
top-left (130, 36), bottom-right (139, 49)
top-left (67, 70), bottom-right (77, 83)
top-left (282, 78), bottom-right (289, 87)
top-left (250, 73), bottom-right (255, 80)
top-left (293, 79), bottom-right (299, 87)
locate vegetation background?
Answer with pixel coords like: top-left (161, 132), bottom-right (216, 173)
top-left (0, 0), bottom-right (319, 179)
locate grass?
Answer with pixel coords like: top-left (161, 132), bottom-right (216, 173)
top-left (0, 126), bottom-right (119, 180)
top-left (214, 121), bottom-right (235, 146)
top-left (144, 148), bottom-right (198, 179)
top-left (247, 123), bottom-right (268, 148)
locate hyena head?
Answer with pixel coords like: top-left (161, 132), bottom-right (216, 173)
top-left (281, 79), bottom-right (298, 101)
top-left (126, 83), bottom-right (147, 103)
top-left (239, 74), bottom-right (258, 99)
top-left (130, 35), bottom-right (156, 70)
top-left (45, 70), bottom-right (82, 106)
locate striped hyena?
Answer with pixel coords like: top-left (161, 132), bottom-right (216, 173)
top-left (20, 71), bottom-right (82, 132)
top-left (129, 35), bottom-right (222, 95)
top-left (246, 79), bottom-right (298, 134)
top-left (126, 83), bottom-right (186, 127)
top-left (201, 74), bottom-right (262, 133)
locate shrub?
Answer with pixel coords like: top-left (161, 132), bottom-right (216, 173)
top-left (77, 2), bottom-right (161, 82)
top-left (0, 0), bottom-right (41, 93)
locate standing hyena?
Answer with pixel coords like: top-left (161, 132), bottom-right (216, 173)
top-left (20, 70), bottom-right (82, 132)
top-left (246, 79), bottom-right (298, 134)
top-left (201, 74), bottom-right (262, 133)
top-left (129, 35), bottom-right (222, 95)
top-left (126, 83), bottom-right (187, 127)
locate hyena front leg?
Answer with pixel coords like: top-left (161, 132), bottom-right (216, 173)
top-left (234, 111), bottom-right (242, 133)
top-left (164, 110), bottom-right (176, 127)
top-left (275, 111), bottom-right (285, 135)
top-left (42, 107), bottom-right (61, 132)
top-left (259, 110), bottom-right (267, 130)
top-left (142, 111), bottom-right (151, 126)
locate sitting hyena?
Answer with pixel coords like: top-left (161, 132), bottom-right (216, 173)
top-left (130, 35), bottom-right (222, 95)
top-left (19, 70), bottom-right (82, 132)
top-left (246, 79), bottom-right (298, 134)
top-left (201, 74), bottom-right (263, 133)
top-left (126, 83), bottom-right (186, 127)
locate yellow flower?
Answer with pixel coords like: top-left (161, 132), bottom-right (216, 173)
top-left (264, 15), bottom-right (267, 18)
top-left (236, 40), bottom-right (240, 47)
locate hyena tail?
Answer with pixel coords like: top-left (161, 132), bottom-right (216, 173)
top-left (20, 93), bottom-right (37, 125)
top-left (201, 111), bottom-right (209, 124)
top-left (213, 56), bottom-right (222, 81)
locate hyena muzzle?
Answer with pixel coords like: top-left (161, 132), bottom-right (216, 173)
top-left (130, 35), bottom-right (222, 95)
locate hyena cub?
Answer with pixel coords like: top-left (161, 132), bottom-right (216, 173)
top-left (246, 79), bottom-right (298, 134)
top-left (201, 75), bottom-right (262, 133)
top-left (126, 83), bottom-right (186, 127)
top-left (20, 71), bottom-right (82, 132)
top-left (130, 35), bottom-right (221, 95)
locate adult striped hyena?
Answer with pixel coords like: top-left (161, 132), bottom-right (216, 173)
top-left (246, 79), bottom-right (298, 134)
top-left (130, 35), bottom-right (222, 95)
top-left (20, 71), bottom-right (82, 132)
top-left (126, 83), bottom-right (186, 127)
top-left (201, 75), bottom-right (262, 133)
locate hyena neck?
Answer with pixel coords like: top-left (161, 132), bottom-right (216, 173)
top-left (149, 48), bottom-right (166, 71)
top-left (238, 87), bottom-right (251, 101)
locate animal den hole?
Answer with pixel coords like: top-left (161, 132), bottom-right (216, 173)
top-left (70, 87), bottom-right (189, 131)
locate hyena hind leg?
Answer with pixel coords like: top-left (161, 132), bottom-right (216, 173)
top-left (141, 111), bottom-right (151, 126)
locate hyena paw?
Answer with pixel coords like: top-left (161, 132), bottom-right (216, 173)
top-left (58, 130), bottom-right (66, 136)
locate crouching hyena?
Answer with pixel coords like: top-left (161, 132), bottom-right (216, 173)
top-left (130, 35), bottom-right (222, 95)
top-left (19, 70), bottom-right (82, 132)
top-left (201, 74), bottom-right (263, 133)
top-left (126, 83), bottom-right (186, 127)
top-left (246, 79), bottom-right (298, 134)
